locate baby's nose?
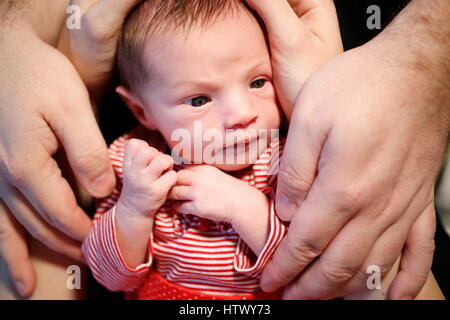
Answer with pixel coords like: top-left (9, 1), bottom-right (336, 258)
top-left (223, 98), bottom-right (258, 130)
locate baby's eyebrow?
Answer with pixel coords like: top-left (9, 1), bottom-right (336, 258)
top-left (167, 79), bottom-right (220, 92)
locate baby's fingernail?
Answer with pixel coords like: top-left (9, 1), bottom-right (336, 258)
top-left (400, 295), bottom-right (413, 300)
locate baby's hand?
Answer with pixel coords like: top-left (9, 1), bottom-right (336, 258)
top-left (117, 139), bottom-right (177, 218)
top-left (168, 165), bottom-right (257, 224)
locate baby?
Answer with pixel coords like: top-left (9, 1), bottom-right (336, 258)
top-left (83, 0), bottom-right (288, 299)
top-left (75, 0), bottom-right (444, 300)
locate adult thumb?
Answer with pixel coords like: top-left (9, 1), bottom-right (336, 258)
top-left (49, 85), bottom-right (115, 198)
top-left (275, 97), bottom-right (326, 221)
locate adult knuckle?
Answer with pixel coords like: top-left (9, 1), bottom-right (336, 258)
top-left (286, 234), bottom-right (323, 266)
top-left (271, 263), bottom-right (297, 284)
top-left (73, 143), bottom-right (109, 177)
top-left (320, 262), bottom-right (358, 285)
top-left (332, 184), bottom-right (363, 214)
top-left (279, 159), bottom-right (311, 196)
top-left (420, 238), bottom-right (436, 255)
top-left (3, 156), bottom-right (28, 185)
top-left (0, 222), bottom-right (10, 244)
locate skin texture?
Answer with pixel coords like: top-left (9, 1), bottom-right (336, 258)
top-left (1, 0), bottom-right (447, 300)
top-left (0, 0), bottom-right (140, 298)
top-left (246, 0), bottom-right (450, 299)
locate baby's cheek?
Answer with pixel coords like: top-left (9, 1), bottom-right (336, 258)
top-left (261, 101), bottom-right (282, 130)
top-left (257, 84), bottom-right (282, 129)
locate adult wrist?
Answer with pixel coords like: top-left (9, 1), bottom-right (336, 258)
top-left (361, 0), bottom-right (450, 131)
top-left (371, 0), bottom-right (450, 94)
top-left (1, 0), bottom-right (68, 45)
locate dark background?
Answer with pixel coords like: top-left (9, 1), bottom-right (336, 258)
top-left (92, 0), bottom-right (450, 299)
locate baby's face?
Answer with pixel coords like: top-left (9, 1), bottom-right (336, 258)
top-left (138, 9), bottom-right (282, 171)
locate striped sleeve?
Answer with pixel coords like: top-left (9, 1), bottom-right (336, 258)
top-left (81, 133), bottom-right (152, 292)
top-left (81, 207), bottom-right (152, 292)
top-left (233, 187), bottom-right (288, 278)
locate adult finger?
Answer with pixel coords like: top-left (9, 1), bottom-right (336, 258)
top-left (280, 182), bottom-right (430, 299)
top-left (244, 0), bottom-right (307, 42)
top-left (326, 215), bottom-right (410, 298)
top-left (261, 171), bottom-right (357, 292)
top-left (9, 142), bottom-right (93, 242)
top-left (287, 0), bottom-right (341, 42)
top-left (0, 200), bottom-right (36, 298)
top-left (48, 84), bottom-right (115, 199)
top-left (0, 184), bottom-right (83, 261)
top-left (275, 99), bottom-right (327, 221)
top-left (388, 203), bottom-right (436, 300)
top-left (328, 196), bottom-right (434, 298)
top-left (87, 0), bottom-right (143, 26)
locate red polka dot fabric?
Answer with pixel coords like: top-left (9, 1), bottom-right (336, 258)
top-left (125, 269), bottom-right (282, 300)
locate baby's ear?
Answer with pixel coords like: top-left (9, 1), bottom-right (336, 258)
top-left (116, 86), bottom-right (155, 129)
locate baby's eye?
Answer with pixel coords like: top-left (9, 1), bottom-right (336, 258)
top-left (250, 78), bottom-right (267, 89)
top-left (184, 96), bottom-right (211, 107)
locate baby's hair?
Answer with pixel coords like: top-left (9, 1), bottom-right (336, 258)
top-left (117, 0), bottom-right (254, 92)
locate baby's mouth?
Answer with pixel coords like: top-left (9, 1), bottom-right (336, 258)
top-left (222, 135), bottom-right (258, 153)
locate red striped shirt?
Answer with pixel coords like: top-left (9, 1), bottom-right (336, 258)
top-left (82, 127), bottom-right (288, 296)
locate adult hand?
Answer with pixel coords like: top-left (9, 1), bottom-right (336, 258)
top-left (59, 0), bottom-right (143, 101)
top-left (245, 0), bottom-right (342, 118)
top-left (0, 30), bottom-right (114, 297)
top-left (0, 0), bottom-right (141, 297)
top-left (259, 36), bottom-right (449, 299)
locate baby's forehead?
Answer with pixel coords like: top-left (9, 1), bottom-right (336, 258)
top-left (141, 10), bottom-right (269, 80)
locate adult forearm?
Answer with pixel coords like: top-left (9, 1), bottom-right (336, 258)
top-left (388, 0), bottom-right (449, 77)
top-left (364, 0), bottom-right (450, 137)
top-left (381, 1), bottom-right (449, 101)
top-left (0, 0), bottom-right (69, 45)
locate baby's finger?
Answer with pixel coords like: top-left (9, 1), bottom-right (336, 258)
top-left (146, 154), bottom-right (174, 181)
top-left (176, 170), bottom-right (195, 186)
top-left (133, 145), bottom-right (160, 169)
top-left (168, 185), bottom-right (192, 201)
top-left (124, 139), bottom-right (148, 165)
top-left (153, 170), bottom-right (178, 194)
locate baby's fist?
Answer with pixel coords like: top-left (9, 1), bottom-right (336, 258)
top-left (118, 139), bottom-right (177, 216)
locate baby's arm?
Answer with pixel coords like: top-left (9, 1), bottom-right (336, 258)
top-left (168, 165), bottom-right (275, 254)
top-left (114, 139), bottom-right (177, 268)
top-left (82, 138), bottom-right (177, 291)
top-left (168, 164), bottom-right (288, 262)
